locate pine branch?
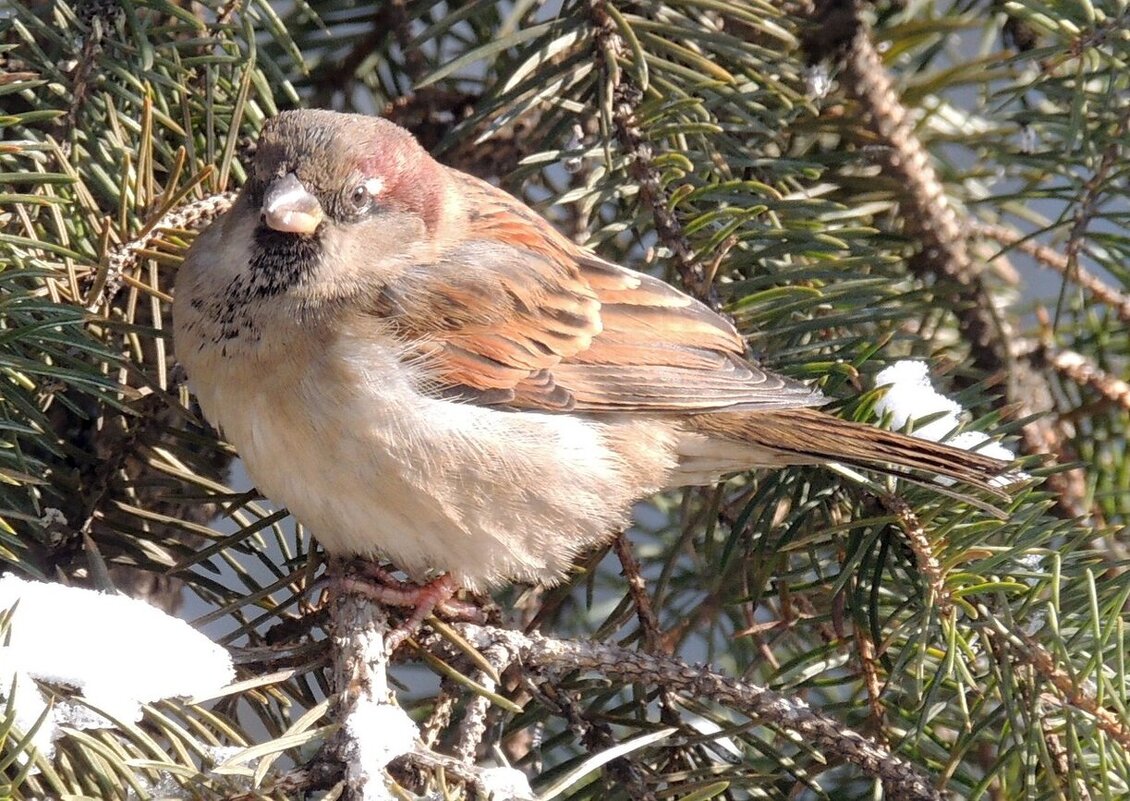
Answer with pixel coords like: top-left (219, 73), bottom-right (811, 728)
top-left (586, 0), bottom-right (719, 307)
top-left (805, 0), bottom-right (1087, 517)
top-left (456, 622), bottom-right (944, 800)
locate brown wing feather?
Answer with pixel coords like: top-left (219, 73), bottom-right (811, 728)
top-left (372, 171), bottom-right (821, 413)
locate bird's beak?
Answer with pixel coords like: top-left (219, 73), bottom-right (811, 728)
top-left (262, 173), bottom-right (324, 235)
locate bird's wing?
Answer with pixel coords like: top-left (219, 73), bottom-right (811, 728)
top-left (370, 174), bottom-right (822, 413)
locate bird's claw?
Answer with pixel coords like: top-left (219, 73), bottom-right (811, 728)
top-left (337, 567), bottom-right (483, 654)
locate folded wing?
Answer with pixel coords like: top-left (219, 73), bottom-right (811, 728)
top-left (369, 173), bottom-right (821, 414)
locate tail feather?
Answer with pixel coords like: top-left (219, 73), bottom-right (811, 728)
top-left (692, 407), bottom-right (1013, 496)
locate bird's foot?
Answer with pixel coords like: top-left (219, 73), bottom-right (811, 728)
top-left (338, 565), bottom-right (483, 653)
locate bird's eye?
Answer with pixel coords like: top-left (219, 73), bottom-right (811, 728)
top-left (348, 183), bottom-right (371, 213)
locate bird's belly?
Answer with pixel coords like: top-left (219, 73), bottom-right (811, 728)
top-left (191, 338), bottom-right (677, 591)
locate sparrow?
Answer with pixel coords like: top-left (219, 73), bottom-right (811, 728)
top-left (173, 109), bottom-right (1008, 624)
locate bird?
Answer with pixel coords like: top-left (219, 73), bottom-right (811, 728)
top-left (173, 109), bottom-right (1009, 637)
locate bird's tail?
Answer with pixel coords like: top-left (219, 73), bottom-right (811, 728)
top-left (691, 407), bottom-right (1015, 496)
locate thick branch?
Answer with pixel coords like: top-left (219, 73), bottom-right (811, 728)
top-left (458, 622), bottom-right (943, 801)
top-left (91, 192), bottom-right (236, 310)
top-left (326, 564), bottom-right (412, 801)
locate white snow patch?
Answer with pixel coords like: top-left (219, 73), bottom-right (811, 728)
top-left (125, 771), bottom-right (189, 800)
top-left (479, 766), bottom-right (534, 799)
top-left (344, 698), bottom-right (418, 799)
top-left (0, 575), bottom-right (234, 758)
top-left (874, 361), bottom-right (964, 441)
top-left (204, 744), bottom-right (245, 764)
top-left (874, 361), bottom-right (1023, 485)
top-left (0, 656), bottom-right (56, 757)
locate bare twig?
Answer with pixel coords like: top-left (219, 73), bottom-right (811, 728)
top-left (883, 495), bottom-right (953, 617)
top-left (838, 21), bottom-right (1006, 367)
top-left (60, 1), bottom-right (122, 150)
top-left (386, 0), bottom-right (427, 85)
top-left (528, 673), bottom-right (659, 801)
top-left (979, 630), bottom-right (1093, 801)
top-left (397, 746), bottom-right (502, 790)
top-left (982, 611), bottom-right (1130, 754)
top-left (420, 680), bottom-right (459, 750)
top-left (611, 531), bottom-right (690, 775)
top-left (307, 2), bottom-right (431, 100)
top-left (459, 623), bottom-right (944, 800)
top-left (855, 624), bottom-right (888, 743)
top-left (1029, 344), bottom-right (1130, 413)
top-left (308, 15), bottom-right (389, 99)
top-left (214, 0), bottom-right (241, 26)
top-left (806, 4), bottom-right (1084, 516)
top-left (612, 533), bottom-right (666, 654)
top-left (1039, 696), bottom-right (1094, 801)
top-left (1064, 108), bottom-right (1129, 280)
top-left (975, 222), bottom-right (1130, 325)
top-left (586, 0), bottom-right (719, 307)
top-left (91, 192), bottom-right (236, 310)
top-left (453, 640), bottom-right (512, 764)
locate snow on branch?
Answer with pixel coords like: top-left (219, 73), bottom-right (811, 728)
top-left (0, 575), bottom-right (234, 758)
top-left (874, 360), bottom-right (1020, 477)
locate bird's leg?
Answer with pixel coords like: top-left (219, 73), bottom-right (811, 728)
top-left (355, 563), bottom-right (483, 620)
top-left (338, 564), bottom-right (483, 653)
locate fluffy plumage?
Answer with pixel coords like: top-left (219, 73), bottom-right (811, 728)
top-left (173, 109), bottom-right (1008, 592)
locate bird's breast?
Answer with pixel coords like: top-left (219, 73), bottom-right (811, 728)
top-left (179, 322), bottom-right (678, 591)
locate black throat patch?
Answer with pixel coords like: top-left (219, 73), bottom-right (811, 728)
top-left (200, 226), bottom-right (324, 344)
top-left (247, 226), bottom-right (323, 296)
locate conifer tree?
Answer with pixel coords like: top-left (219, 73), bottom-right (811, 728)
top-left (1, 1), bottom-right (1126, 798)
